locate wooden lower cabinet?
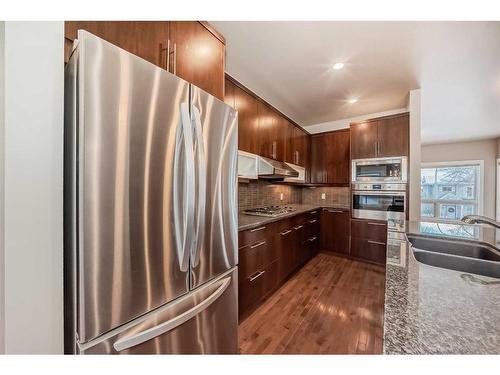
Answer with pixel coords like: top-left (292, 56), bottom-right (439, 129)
top-left (350, 218), bottom-right (387, 265)
top-left (238, 210), bottom-right (321, 320)
top-left (350, 237), bottom-right (387, 265)
top-left (321, 208), bottom-right (350, 255)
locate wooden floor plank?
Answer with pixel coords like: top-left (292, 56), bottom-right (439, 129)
top-left (239, 252), bottom-right (386, 354)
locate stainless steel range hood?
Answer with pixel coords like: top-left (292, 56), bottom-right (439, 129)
top-left (258, 156), bottom-right (299, 179)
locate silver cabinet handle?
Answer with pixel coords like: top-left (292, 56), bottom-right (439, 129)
top-left (191, 105), bottom-right (206, 268)
top-left (309, 219), bottom-right (317, 224)
top-left (173, 102), bottom-right (195, 272)
top-left (327, 209), bottom-right (343, 213)
top-left (368, 240), bottom-right (386, 246)
top-left (250, 241), bottom-right (266, 249)
top-left (294, 225), bottom-right (304, 230)
top-left (113, 276), bottom-right (231, 352)
top-left (173, 43), bottom-right (177, 75)
top-left (162, 39), bottom-right (171, 72)
top-left (310, 211), bottom-right (317, 215)
top-left (250, 226), bottom-right (266, 233)
top-left (308, 236), bottom-right (317, 242)
top-left (272, 141), bottom-right (277, 159)
top-left (249, 270), bottom-right (265, 282)
top-left (280, 229), bottom-right (292, 236)
top-left (368, 222), bottom-right (385, 226)
top-left (375, 142), bottom-right (378, 156)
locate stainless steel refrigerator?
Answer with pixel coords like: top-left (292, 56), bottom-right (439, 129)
top-left (64, 31), bottom-right (238, 354)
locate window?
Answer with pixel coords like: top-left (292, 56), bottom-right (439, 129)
top-left (421, 161), bottom-right (483, 223)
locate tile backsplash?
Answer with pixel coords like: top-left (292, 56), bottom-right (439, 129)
top-left (238, 180), bottom-right (302, 211)
top-left (302, 186), bottom-right (350, 208)
top-left (238, 180), bottom-right (350, 211)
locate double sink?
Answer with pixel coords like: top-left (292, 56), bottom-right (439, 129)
top-left (407, 234), bottom-right (500, 279)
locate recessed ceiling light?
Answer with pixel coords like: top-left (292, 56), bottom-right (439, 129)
top-left (333, 62), bottom-right (345, 70)
top-left (348, 98), bottom-right (358, 104)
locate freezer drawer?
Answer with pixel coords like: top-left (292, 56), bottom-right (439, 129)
top-left (78, 267), bottom-right (238, 354)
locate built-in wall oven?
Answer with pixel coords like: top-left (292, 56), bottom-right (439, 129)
top-left (352, 183), bottom-right (406, 226)
top-left (352, 156), bottom-right (407, 183)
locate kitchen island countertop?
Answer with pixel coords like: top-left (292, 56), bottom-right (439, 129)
top-left (384, 220), bottom-right (500, 354)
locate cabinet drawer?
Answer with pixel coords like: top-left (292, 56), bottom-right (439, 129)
top-left (350, 237), bottom-right (386, 265)
top-left (238, 240), bottom-right (278, 283)
top-left (238, 260), bottom-right (279, 317)
top-left (351, 218), bottom-right (387, 243)
top-left (239, 224), bottom-right (271, 248)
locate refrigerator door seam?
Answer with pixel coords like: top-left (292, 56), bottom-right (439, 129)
top-left (191, 105), bottom-right (206, 269)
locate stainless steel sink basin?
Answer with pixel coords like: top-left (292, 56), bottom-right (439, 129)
top-left (407, 234), bottom-right (500, 262)
top-left (407, 234), bottom-right (500, 279)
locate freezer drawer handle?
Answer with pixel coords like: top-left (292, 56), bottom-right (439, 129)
top-left (113, 276), bottom-right (232, 352)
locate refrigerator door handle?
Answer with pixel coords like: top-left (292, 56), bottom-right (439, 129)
top-left (173, 102), bottom-right (195, 272)
top-left (191, 105), bottom-right (206, 268)
top-left (112, 275), bottom-right (232, 352)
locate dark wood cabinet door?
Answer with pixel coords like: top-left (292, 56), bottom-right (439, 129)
top-left (234, 84), bottom-right (260, 154)
top-left (310, 135), bottom-right (325, 183)
top-left (135, 22), bottom-right (170, 68)
top-left (284, 121), bottom-right (296, 164)
top-left (320, 209), bottom-right (350, 255)
top-left (350, 121), bottom-right (378, 159)
top-left (377, 114), bottom-right (409, 157)
top-left (350, 238), bottom-right (386, 265)
top-left (269, 111), bottom-right (285, 161)
top-left (350, 219), bottom-right (387, 243)
top-left (257, 102), bottom-right (274, 158)
top-left (169, 21), bottom-right (225, 100)
top-left (323, 129), bottom-right (350, 184)
top-left (65, 21), bottom-right (141, 61)
top-left (293, 127), bottom-right (309, 168)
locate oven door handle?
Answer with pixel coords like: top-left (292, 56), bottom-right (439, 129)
top-left (352, 191), bottom-right (406, 197)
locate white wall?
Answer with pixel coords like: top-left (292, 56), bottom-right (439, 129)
top-left (304, 108), bottom-right (408, 134)
top-left (408, 90), bottom-right (422, 221)
top-left (421, 138), bottom-right (498, 219)
top-left (0, 21), bottom-right (5, 355)
top-left (3, 22), bottom-right (64, 354)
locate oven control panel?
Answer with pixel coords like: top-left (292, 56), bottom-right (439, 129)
top-left (352, 182), bottom-right (406, 191)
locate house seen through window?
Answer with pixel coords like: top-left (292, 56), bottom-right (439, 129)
top-left (421, 162), bottom-right (482, 222)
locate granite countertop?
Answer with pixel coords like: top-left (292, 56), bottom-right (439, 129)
top-left (383, 220), bottom-right (500, 354)
top-left (238, 203), bottom-right (350, 231)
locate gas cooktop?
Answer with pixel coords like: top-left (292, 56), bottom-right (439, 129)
top-left (243, 206), bottom-right (296, 217)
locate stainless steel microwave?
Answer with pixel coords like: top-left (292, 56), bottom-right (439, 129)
top-left (352, 156), bottom-right (408, 183)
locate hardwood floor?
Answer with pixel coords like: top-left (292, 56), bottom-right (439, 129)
top-left (238, 252), bottom-right (386, 354)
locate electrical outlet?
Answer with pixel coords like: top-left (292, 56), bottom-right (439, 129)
top-left (321, 193), bottom-right (326, 200)
top-left (280, 193), bottom-right (284, 201)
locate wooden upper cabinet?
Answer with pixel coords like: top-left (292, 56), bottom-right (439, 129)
top-left (65, 21), bottom-right (225, 100)
top-left (284, 121), bottom-right (296, 164)
top-left (269, 111), bottom-right (285, 161)
top-left (310, 130), bottom-right (350, 184)
top-left (295, 127), bottom-right (309, 168)
top-left (350, 121), bottom-right (378, 159)
top-left (257, 102), bottom-right (274, 158)
top-left (234, 84), bottom-right (260, 154)
top-left (169, 21), bottom-right (225, 100)
top-left (310, 135), bottom-right (326, 183)
top-left (323, 130), bottom-right (350, 184)
top-left (377, 114), bottom-right (409, 157)
top-left (350, 113), bottom-right (409, 159)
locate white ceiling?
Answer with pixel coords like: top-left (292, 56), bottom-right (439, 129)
top-left (211, 21), bottom-right (500, 144)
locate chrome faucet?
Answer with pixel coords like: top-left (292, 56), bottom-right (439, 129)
top-left (461, 215), bottom-right (500, 230)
